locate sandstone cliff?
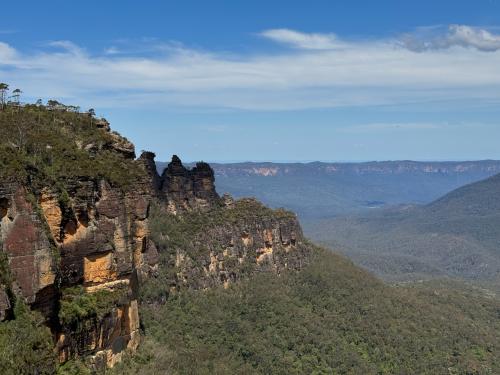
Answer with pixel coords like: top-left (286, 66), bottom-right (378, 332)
top-left (145, 194), bottom-right (311, 301)
top-left (0, 108), bottom-right (158, 369)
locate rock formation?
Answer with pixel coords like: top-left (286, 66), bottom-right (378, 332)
top-left (160, 155), bottom-right (220, 214)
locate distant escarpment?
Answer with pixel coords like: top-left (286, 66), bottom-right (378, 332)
top-left (163, 160), bottom-right (500, 219)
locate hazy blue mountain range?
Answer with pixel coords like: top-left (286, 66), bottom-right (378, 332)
top-left (305, 173), bottom-right (500, 288)
top-left (157, 160), bottom-right (500, 219)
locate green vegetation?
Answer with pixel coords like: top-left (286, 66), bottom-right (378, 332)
top-left (0, 103), bottom-right (142, 191)
top-left (115, 200), bottom-right (500, 374)
top-left (150, 197), bottom-right (294, 249)
top-left (56, 359), bottom-right (92, 375)
top-left (114, 247), bottom-right (500, 374)
top-left (0, 251), bottom-right (11, 288)
top-left (0, 300), bottom-right (55, 374)
top-left (59, 285), bottom-right (128, 328)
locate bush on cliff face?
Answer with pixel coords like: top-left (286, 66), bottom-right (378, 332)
top-left (0, 300), bottom-right (55, 374)
top-left (59, 286), bottom-right (128, 328)
top-left (0, 251), bottom-right (11, 287)
top-left (0, 105), bottom-right (142, 191)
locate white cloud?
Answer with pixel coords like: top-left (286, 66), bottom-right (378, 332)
top-left (0, 41), bottom-right (17, 62)
top-left (401, 24), bottom-right (500, 52)
top-left (260, 29), bottom-right (340, 49)
top-left (1, 26), bottom-right (500, 110)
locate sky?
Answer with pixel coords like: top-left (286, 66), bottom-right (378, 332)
top-left (1, 0), bottom-right (500, 162)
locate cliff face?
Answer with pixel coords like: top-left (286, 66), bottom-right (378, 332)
top-left (174, 205), bottom-right (310, 290)
top-left (0, 113), bottom-right (158, 368)
top-left (47, 175), bottom-right (158, 367)
top-left (206, 160), bottom-right (500, 177)
top-left (148, 194), bottom-right (311, 297)
top-left (0, 183), bottom-right (57, 313)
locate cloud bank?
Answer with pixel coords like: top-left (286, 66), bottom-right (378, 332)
top-left (1, 25), bottom-right (500, 110)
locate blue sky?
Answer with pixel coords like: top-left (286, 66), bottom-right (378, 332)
top-left (1, 0), bottom-right (500, 162)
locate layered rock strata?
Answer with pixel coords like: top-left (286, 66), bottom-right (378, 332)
top-left (0, 123), bottom-right (158, 368)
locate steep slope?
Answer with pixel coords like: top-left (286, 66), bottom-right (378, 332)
top-left (307, 173), bottom-right (500, 286)
top-left (156, 160), bottom-right (500, 218)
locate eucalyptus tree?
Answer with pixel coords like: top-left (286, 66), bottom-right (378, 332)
top-left (0, 83), bottom-right (8, 110)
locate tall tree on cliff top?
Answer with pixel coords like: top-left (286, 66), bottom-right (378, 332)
top-left (12, 89), bottom-right (22, 106)
top-left (0, 83), bottom-right (8, 110)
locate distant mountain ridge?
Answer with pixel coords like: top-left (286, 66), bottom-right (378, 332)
top-left (306, 172), bottom-right (500, 288)
top-left (157, 160), bottom-right (500, 218)
top-left (159, 160), bottom-right (500, 177)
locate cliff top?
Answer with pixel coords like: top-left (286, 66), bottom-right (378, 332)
top-left (0, 104), bottom-right (143, 192)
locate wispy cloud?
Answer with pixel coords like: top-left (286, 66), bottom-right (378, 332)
top-left (401, 24), bottom-right (500, 52)
top-left (46, 40), bottom-right (85, 55)
top-left (1, 25), bottom-right (500, 110)
top-left (260, 29), bottom-right (341, 50)
top-left (0, 41), bottom-right (17, 61)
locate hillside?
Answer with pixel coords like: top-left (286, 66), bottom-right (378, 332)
top-left (156, 160), bottom-right (500, 219)
top-left (112, 204), bottom-right (500, 374)
top-left (306, 173), bottom-right (500, 286)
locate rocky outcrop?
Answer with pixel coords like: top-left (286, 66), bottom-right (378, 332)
top-left (56, 294), bottom-right (141, 369)
top-left (138, 151), bottom-right (161, 197)
top-left (159, 155), bottom-right (220, 214)
top-left (176, 215), bottom-right (309, 290)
